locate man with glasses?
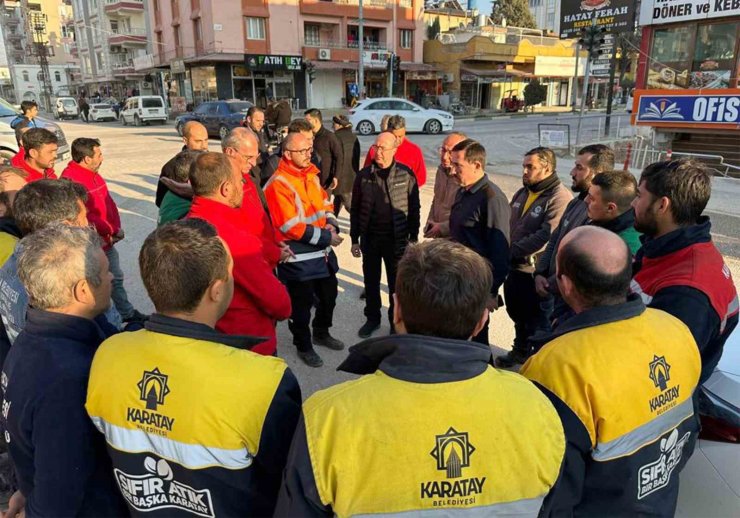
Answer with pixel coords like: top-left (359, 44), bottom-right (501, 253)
top-left (350, 132), bottom-right (420, 338)
top-left (265, 132), bottom-right (344, 367)
top-left (261, 119), bottom-right (321, 187)
top-left (448, 139), bottom-right (510, 345)
top-left (424, 132), bottom-right (467, 238)
top-left (363, 115), bottom-right (427, 186)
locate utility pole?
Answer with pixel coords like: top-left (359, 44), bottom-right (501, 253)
top-left (571, 41), bottom-right (580, 113)
top-left (604, 44), bottom-right (618, 137)
top-left (30, 11), bottom-right (53, 113)
top-left (575, 18), bottom-right (606, 147)
top-left (358, 0), bottom-right (364, 99)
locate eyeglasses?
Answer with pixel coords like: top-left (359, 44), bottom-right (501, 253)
top-left (438, 146), bottom-right (454, 155)
top-left (286, 147), bottom-right (313, 155)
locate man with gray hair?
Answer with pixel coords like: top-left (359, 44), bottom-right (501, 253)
top-left (0, 224), bottom-right (126, 517)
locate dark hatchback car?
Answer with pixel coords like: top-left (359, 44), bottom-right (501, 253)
top-left (175, 100), bottom-right (253, 140)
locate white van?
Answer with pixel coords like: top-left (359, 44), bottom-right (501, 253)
top-left (120, 95), bottom-right (168, 126)
top-left (54, 97), bottom-right (79, 120)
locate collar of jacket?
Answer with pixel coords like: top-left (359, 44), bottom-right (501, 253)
top-left (526, 173), bottom-right (561, 194)
top-left (531, 294), bottom-right (645, 346)
top-left (64, 159), bottom-right (98, 178)
top-left (24, 307), bottom-right (109, 345)
top-left (278, 155), bottom-right (320, 179)
top-left (0, 217), bottom-right (21, 238)
top-left (591, 208), bottom-right (636, 234)
top-left (145, 313), bottom-right (267, 350)
top-left (316, 126), bottom-right (328, 138)
top-left (189, 196), bottom-right (239, 222)
top-left (639, 216), bottom-right (711, 259)
top-left (338, 333), bottom-right (493, 383)
top-left (464, 173), bottom-right (488, 194)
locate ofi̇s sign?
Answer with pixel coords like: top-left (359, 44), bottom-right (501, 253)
top-left (633, 90), bottom-right (740, 130)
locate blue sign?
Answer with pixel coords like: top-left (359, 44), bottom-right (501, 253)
top-left (636, 92), bottom-right (740, 126)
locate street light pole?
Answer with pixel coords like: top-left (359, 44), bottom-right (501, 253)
top-left (358, 0), bottom-right (364, 99)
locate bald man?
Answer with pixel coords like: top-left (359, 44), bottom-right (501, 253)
top-left (521, 226), bottom-right (701, 517)
top-left (156, 121), bottom-right (209, 207)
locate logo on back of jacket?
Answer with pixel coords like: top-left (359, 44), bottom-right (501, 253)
top-left (421, 427), bottom-right (486, 506)
top-left (648, 355), bottom-right (680, 415)
top-left (126, 368), bottom-right (175, 434)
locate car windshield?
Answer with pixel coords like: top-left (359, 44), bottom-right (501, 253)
top-left (91, 104), bottom-right (109, 109)
top-left (62, 99), bottom-right (76, 106)
top-left (227, 102), bottom-right (252, 114)
top-left (142, 98), bottom-right (163, 108)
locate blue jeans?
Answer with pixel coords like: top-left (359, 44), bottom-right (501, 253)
top-left (105, 246), bottom-right (135, 320)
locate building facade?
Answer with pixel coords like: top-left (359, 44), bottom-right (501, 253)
top-left (145, 0), bottom-right (428, 111)
top-left (70, 0), bottom-right (151, 100)
top-left (528, 0), bottom-right (559, 34)
top-left (632, 1), bottom-right (740, 169)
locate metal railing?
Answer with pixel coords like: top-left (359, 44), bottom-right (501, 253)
top-left (110, 27), bottom-right (147, 37)
top-left (105, 0), bottom-right (143, 4)
top-left (303, 39), bottom-right (388, 51)
top-left (629, 146), bottom-right (740, 178)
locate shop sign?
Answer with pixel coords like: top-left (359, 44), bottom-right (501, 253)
top-left (633, 89), bottom-right (740, 130)
top-left (639, 0), bottom-right (740, 26)
top-left (560, 0), bottom-right (637, 39)
top-left (461, 74), bottom-right (478, 82)
top-left (245, 54), bottom-right (303, 72)
top-left (170, 60), bottom-right (185, 74)
top-left (362, 50), bottom-right (392, 68)
top-left (534, 56), bottom-right (586, 77)
top-left (406, 71), bottom-right (437, 80)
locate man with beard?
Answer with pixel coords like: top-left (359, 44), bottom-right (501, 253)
top-left (533, 144), bottom-right (614, 329)
top-left (496, 147), bottom-right (571, 368)
top-left (305, 109), bottom-right (343, 192)
top-left (424, 132), bottom-right (467, 238)
top-left (631, 159), bottom-right (738, 385)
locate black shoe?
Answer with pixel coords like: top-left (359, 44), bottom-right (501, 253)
top-left (313, 333), bottom-right (345, 350)
top-left (123, 309), bottom-right (148, 323)
top-left (297, 349), bottom-right (324, 368)
top-left (495, 349), bottom-right (529, 369)
top-left (358, 320), bottom-right (381, 338)
top-left (359, 289), bottom-right (366, 300)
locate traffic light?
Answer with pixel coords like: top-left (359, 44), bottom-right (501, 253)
top-left (387, 54), bottom-right (393, 74)
top-left (578, 25), bottom-right (608, 59)
top-left (305, 60), bottom-right (316, 83)
top-left (393, 55), bottom-right (401, 73)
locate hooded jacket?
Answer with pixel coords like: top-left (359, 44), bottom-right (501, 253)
top-left (61, 161), bottom-right (122, 250)
top-left (187, 197), bottom-right (291, 355)
top-left (590, 208), bottom-right (642, 254)
top-left (275, 334), bottom-right (567, 517)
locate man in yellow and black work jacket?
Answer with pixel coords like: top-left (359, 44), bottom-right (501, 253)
top-left (522, 226), bottom-right (701, 517)
top-left (87, 219), bottom-right (301, 517)
top-left (275, 239), bottom-right (567, 517)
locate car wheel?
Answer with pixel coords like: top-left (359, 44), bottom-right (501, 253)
top-left (219, 125), bottom-right (229, 140)
top-left (357, 120), bottom-right (375, 136)
top-left (134, 115), bottom-right (141, 127)
top-left (425, 119), bottom-right (443, 135)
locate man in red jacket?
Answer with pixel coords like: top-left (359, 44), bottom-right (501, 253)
top-left (13, 128), bottom-right (58, 182)
top-left (187, 152), bottom-right (291, 356)
top-left (363, 115), bottom-right (426, 186)
top-left (61, 138), bottom-right (145, 323)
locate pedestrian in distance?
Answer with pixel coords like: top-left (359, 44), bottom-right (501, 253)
top-left (1, 224), bottom-right (127, 518)
top-left (424, 131), bottom-right (467, 238)
top-left (156, 120), bottom-right (209, 207)
top-left (331, 114), bottom-right (360, 218)
top-left (264, 132), bottom-right (344, 368)
top-left (78, 95), bottom-right (90, 123)
top-left (10, 101), bottom-right (39, 131)
top-left (363, 115), bottom-right (427, 186)
top-left (87, 219), bottom-right (301, 516)
top-left (448, 139), bottom-right (510, 345)
top-left (350, 131), bottom-right (420, 338)
top-left (275, 239), bottom-right (568, 517)
top-left (522, 226), bottom-right (701, 516)
top-left (305, 108), bottom-right (343, 193)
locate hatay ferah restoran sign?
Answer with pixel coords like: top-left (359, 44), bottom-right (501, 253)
top-left (560, 0), bottom-right (637, 39)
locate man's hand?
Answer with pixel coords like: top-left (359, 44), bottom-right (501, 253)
top-left (111, 229), bottom-right (125, 244)
top-left (424, 222), bottom-right (442, 238)
top-left (330, 230), bottom-right (344, 247)
top-left (486, 296), bottom-right (499, 312)
top-left (160, 177), bottom-right (194, 199)
top-left (3, 490), bottom-right (25, 518)
top-left (325, 223), bottom-right (337, 234)
top-left (329, 177), bottom-right (339, 191)
top-left (534, 275), bottom-right (550, 298)
top-left (278, 242), bottom-right (294, 263)
top-left (351, 243), bottom-right (361, 257)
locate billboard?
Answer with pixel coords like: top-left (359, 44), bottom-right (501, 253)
top-left (560, 0), bottom-right (637, 39)
top-left (639, 0), bottom-right (740, 26)
top-left (632, 89), bottom-right (740, 130)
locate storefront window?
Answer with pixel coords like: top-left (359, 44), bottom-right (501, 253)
top-left (232, 65), bottom-right (253, 101)
top-left (648, 26), bottom-right (693, 89)
top-left (691, 22), bottom-right (737, 89)
top-left (191, 66), bottom-right (216, 105)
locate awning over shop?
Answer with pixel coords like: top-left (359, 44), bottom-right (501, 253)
top-left (183, 53), bottom-right (244, 64)
top-left (460, 66), bottom-right (532, 78)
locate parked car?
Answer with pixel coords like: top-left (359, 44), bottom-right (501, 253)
top-left (89, 103), bottom-right (117, 122)
top-left (120, 95), bottom-right (168, 126)
top-left (175, 100), bottom-right (254, 140)
top-left (53, 97), bottom-right (79, 120)
top-left (348, 97), bottom-right (454, 136)
top-left (0, 98), bottom-right (70, 163)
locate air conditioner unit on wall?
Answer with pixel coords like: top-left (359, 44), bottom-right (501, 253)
top-left (318, 48), bottom-right (331, 61)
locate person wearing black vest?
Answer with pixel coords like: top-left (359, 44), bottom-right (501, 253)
top-left (350, 131), bottom-right (420, 338)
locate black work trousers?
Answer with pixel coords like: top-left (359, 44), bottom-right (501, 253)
top-left (285, 273), bottom-right (338, 352)
top-left (361, 233), bottom-right (400, 326)
top-left (504, 269), bottom-right (552, 355)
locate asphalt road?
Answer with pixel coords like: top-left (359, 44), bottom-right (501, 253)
top-left (51, 115), bottom-right (740, 398)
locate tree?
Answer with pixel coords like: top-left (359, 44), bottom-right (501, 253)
top-left (426, 16), bottom-right (441, 40)
top-left (523, 79), bottom-right (547, 111)
top-left (490, 0), bottom-right (537, 29)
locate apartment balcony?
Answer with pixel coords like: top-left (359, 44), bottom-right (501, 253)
top-left (111, 57), bottom-right (140, 76)
top-left (304, 38), bottom-right (387, 51)
top-left (104, 0), bottom-right (144, 17)
top-left (300, 0), bottom-right (392, 21)
top-left (6, 31), bottom-right (22, 41)
top-left (108, 27), bottom-right (147, 47)
top-left (3, 16), bottom-right (20, 27)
